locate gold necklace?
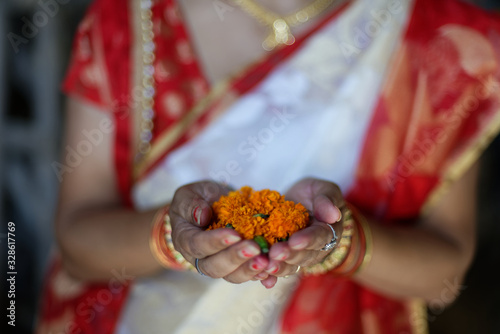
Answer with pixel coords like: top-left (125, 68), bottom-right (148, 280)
top-left (231, 0), bottom-right (339, 51)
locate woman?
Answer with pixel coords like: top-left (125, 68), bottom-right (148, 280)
top-left (38, 0), bottom-right (500, 333)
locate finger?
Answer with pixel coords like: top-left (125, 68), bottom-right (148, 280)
top-left (264, 259), bottom-right (281, 275)
top-left (254, 272), bottom-right (269, 281)
top-left (171, 181), bottom-right (230, 227)
top-left (282, 248), bottom-right (325, 267)
top-left (313, 194), bottom-right (342, 225)
top-left (268, 240), bottom-right (323, 268)
top-left (260, 275), bottom-right (278, 289)
top-left (173, 227), bottom-right (242, 260)
top-left (196, 240), bottom-right (261, 278)
top-left (287, 178), bottom-right (344, 207)
top-left (223, 255), bottom-right (270, 284)
top-left (287, 221), bottom-right (337, 251)
top-left (286, 179), bottom-right (344, 225)
top-left (268, 241), bottom-right (291, 262)
top-left (264, 259), bottom-right (300, 277)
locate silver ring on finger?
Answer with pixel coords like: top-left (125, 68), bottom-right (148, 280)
top-left (195, 258), bottom-right (207, 276)
top-left (320, 224), bottom-right (337, 251)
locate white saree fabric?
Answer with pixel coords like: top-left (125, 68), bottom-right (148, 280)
top-left (117, 0), bottom-right (414, 333)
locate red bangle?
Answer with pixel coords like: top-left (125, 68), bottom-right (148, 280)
top-left (329, 203), bottom-right (370, 277)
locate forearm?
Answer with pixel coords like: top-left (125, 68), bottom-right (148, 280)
top-left (353, 162), bottom-right (477, 302)
top-left (56, 207), bottom-right (162, 281)
top-left (354, 219), bottom-right (473, 303)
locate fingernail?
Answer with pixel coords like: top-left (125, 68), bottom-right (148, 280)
top-left (273, 251), bottom-right (288, 261)
top-left (335, 206), bottom-right (342, 222)
top-left (251, 263), bottom-right (263, 271)
top-left (290, 241), bottom-right (307, 250)
top-left (193, 206), bottom-right (201, 225)
top-left (267, 264), bottom-right (279, 274)
top-left (223, 235), bottom-right (241, 245)
top-left (240, 246), bottom-right (260, 258)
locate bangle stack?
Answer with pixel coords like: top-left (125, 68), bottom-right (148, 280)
top-left (149, 205), bottom-right (196, 271)
top-left (302, 203), bottom-right (372, 277)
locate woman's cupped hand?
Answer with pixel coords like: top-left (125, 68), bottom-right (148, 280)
top-left (169, 178), bottom-right (344, 288)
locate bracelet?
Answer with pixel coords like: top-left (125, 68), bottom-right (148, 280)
top-left (149, 205), bottom-right (195, 271)
top-left (330, 216), bottom-right (364, 276)
top-left (353, 205), bottom-right (373, 274)
top-left (163, 210), bottom-right (196, 271)
top-left (329, 203), bottom-right (372, 276)
top-left (302, 203), bottom-right (372, 277)
top-left (149, 206), bottom-right (177, 268)
top-left (301, 205), bottom-right (355, 276)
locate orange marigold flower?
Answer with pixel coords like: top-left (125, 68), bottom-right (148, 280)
top-left (208, 186), bottom-right (309, 246)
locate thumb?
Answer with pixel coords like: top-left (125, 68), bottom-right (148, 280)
top-left (171, 181), bottom-right (229, 228)
top-left (313, 194), bottom-right (342, 225)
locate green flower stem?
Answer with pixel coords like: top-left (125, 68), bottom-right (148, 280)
top-left (254, 236), bottom-right (269, 254)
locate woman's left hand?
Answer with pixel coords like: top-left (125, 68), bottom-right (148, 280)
top-left (259, 178), bottom-right (345, 288)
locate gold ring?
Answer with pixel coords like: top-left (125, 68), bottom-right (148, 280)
top-left (284, 265), bottom-right (301, 278)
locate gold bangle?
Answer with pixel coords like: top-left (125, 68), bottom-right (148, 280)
top-left (149, 205), bottom-right (195, 271)
top-left (163, 211), bottom-right (196, 272)
top-left (301, 206), bottom-right (355, 276)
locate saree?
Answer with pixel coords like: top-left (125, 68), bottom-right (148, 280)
top-left (37, 0), bottom-right (500, 333)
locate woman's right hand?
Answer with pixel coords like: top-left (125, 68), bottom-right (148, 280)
top-left (169, 181), bottom-right (271, 284)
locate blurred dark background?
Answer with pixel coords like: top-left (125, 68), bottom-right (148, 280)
top-left (0, 0), bottom-right (499, 333)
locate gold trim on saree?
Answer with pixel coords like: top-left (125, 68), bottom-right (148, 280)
top-left (131, 0), bottom-right (148, 173)
top-left (421, 108), bottom-right (500, 216)
top-left (134, 79), bottom-right (232, 178)
top-left (408, 299), bottom-right (429, 334)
